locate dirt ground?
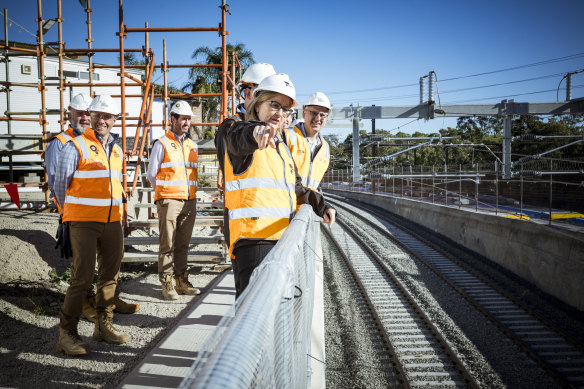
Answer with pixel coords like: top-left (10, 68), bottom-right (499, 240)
top-left (0, 205), bottom-right (226, 389)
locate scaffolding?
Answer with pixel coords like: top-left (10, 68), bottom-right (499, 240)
top-left (1, 0), bottom-right (242, 222)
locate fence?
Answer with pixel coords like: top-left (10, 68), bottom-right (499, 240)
top-left (179, 205), bottom-right (320, 389)
top-left (323, 161), bottom-right (584, 225)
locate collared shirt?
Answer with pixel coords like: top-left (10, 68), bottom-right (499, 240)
top-left (45, 126), bottom-right (84, 196)
top-left (54, 132), bottom-right (119, 208)
top-left (294, 122), bottom-right (323, 159)
top-left (147, 131), bottom-right (187, 188)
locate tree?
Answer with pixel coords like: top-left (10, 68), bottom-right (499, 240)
top-left (183, 42), bottom-right (255, 138)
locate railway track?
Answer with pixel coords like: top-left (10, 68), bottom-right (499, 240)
top-left (325, 194), bottom-right (584, 388)
top-left (323, 219), bottom-right (479, 388)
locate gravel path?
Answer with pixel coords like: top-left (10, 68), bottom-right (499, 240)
top-left (0, 207), bottom-right (225, 389)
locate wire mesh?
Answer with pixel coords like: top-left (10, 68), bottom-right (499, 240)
top-left (179, 205), bottom-right (319, 389)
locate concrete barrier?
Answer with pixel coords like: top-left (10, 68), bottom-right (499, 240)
top-left (328, 189), bottom-right (584, 312)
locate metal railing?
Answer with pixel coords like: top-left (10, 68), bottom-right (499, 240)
top-left (323, 162), bottom-right (584, 225)
top-left (180, 205), bottom-right (320, 389)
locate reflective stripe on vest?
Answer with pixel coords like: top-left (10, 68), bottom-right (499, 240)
top-left (154, 132), bottom-right (198, 201)
top-left (287, 126), bottom-right (330, 191)
top-left (225, 140), bottom-right (296, 255)
top-left (55, 130), bottom-right (74, 145)
top-left (63, 129), bottom-right (124, 223)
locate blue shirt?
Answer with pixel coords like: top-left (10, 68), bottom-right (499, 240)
top-left (45, 126), bottom-right (84, 199)
top-left (54, 131), bottom-right (119, 208)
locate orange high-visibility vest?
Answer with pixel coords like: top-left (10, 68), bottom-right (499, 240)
top-left (154, 131), bottom-right (198, 201)
top-left (285, 126), bottom-right (330, 190)
top-left (63, 129), bottom-right (124, 223)
top-left (224, 140), bottom-right (297, 256)
top-left (54, 126), bottom-right (76, 146)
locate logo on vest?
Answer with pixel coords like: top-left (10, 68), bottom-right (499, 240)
top-left (113, 148), bottom-right (119, 158)
top-left (289, 163), bottom-right (294, 176)
top-left (90, 145), bottom-right (98, 154)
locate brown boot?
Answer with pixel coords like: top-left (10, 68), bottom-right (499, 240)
top-left (92, 315), bottom-right (129, 345)
top-left (174, 273), bottom-right (200, 295)
top-left (81, 296), bottom-right (97, 322)
top-left (160, 274), bottom-right (179, 300)
top-left (113, 297), bottom-right (140, 314)
top-left (56, 327), bottom-right (89, 356)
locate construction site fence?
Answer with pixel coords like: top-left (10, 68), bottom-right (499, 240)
top-left (324, 162), bottom-right (584, 223)
top-left (179, 205), bottom-right (319, 389)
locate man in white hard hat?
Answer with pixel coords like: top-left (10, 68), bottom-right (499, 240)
top-left (284, 92), bottom-right (332, 191)
top-left (54, 95), bottom-right (129, 355)
top-left (45, 93), bottom-right (92, 209)
top-left (45, 93), bottom-right (99, 322)
top-left (147, 100), bottom-right (200, 300)
top-left (232, 62), bottom-right (276, 121)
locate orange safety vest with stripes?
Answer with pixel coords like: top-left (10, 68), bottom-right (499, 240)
top-left (54, 126), bottom-right (76, 146)
top-left (154, 131), bottom-right (198, 201)
top-left (284, 125), bottom-right (330, 190)
top-left (224, 139), bottom-right (297, 256)
top-left (63, 129), bottom-right (124, 223)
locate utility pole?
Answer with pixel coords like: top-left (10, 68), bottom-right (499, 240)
top-left (351, 105), bottom-right (361, 183)
top-left (371, 104), bottom-right (376, 158)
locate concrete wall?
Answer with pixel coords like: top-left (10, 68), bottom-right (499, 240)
top-left (328, 189), bottom-right (584, 312)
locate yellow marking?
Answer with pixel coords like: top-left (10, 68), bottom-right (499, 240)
top-left (551, 214), bottom-right (584, 220)
top-left (501, 214), bottom-right (530, 220)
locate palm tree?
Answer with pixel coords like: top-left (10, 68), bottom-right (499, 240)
top-left (183, 42), bottom-right (255, 138)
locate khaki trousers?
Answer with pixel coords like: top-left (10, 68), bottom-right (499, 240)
top-left (157, 198), bottom-right (197, 279)
top-left (60, 221), bottom-right (123, 331)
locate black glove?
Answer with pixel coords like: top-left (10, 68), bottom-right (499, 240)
top-left (55, 219), bottom-right (73, 259)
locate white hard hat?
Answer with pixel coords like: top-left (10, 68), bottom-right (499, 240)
top-left (240, 63), bottom-right (276, 88)
top-left (169, 100), bottom-right (192, 116)
top-left (254, 73), bottom-right (298, 107)
top-left (69, 93), bottom-right (92, 111)
top-left (88, 95), bottom-right (119, 115)
top-left (303, 92), bottom-right (332, 111)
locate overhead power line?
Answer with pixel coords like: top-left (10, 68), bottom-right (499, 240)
top-left (310, 52), bottom-right (584, 97)
top-left (0, 10), bottom-right (37, 39)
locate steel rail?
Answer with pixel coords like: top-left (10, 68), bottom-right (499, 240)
top-left (327, 195), bottom-right (584, 388)
top-left (323, 220), bottom-right (479, 388)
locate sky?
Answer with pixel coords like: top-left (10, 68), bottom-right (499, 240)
top-left (2, 0), bottom-right (584, 140)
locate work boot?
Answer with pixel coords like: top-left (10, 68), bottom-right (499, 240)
top-left (92, 315), bottom-right (129, 345)
top-left (174, 273), bottom-right (200, 295)
top-left (160, 274), bottom-right (179, 300)
top-left (81, 296), bottom-right (97, 322)
top-left (113, 297), bottom-right (140, 314)
top-left (56, 327), bottom-right (89, 356)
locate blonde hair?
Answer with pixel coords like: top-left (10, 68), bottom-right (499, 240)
top-left (245, 91), bottom-right (292, 136)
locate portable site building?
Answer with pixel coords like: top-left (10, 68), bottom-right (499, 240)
top-left (0, 48), bottom-right (165, 182)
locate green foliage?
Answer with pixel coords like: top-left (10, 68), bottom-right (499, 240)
top-left (198, 174), bottom-right (213, 187)
top-left (49, 267), bottom-right (71, 284)
top-left (27, 297), bottom-right (48, 317)
top-left (183, 42), bottom-right (255, 134)
top-left (329, 114), bottom-right (583, 170)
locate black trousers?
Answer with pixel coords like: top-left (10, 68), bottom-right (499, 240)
top-left (231, 242), bottom-right (276, 298)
